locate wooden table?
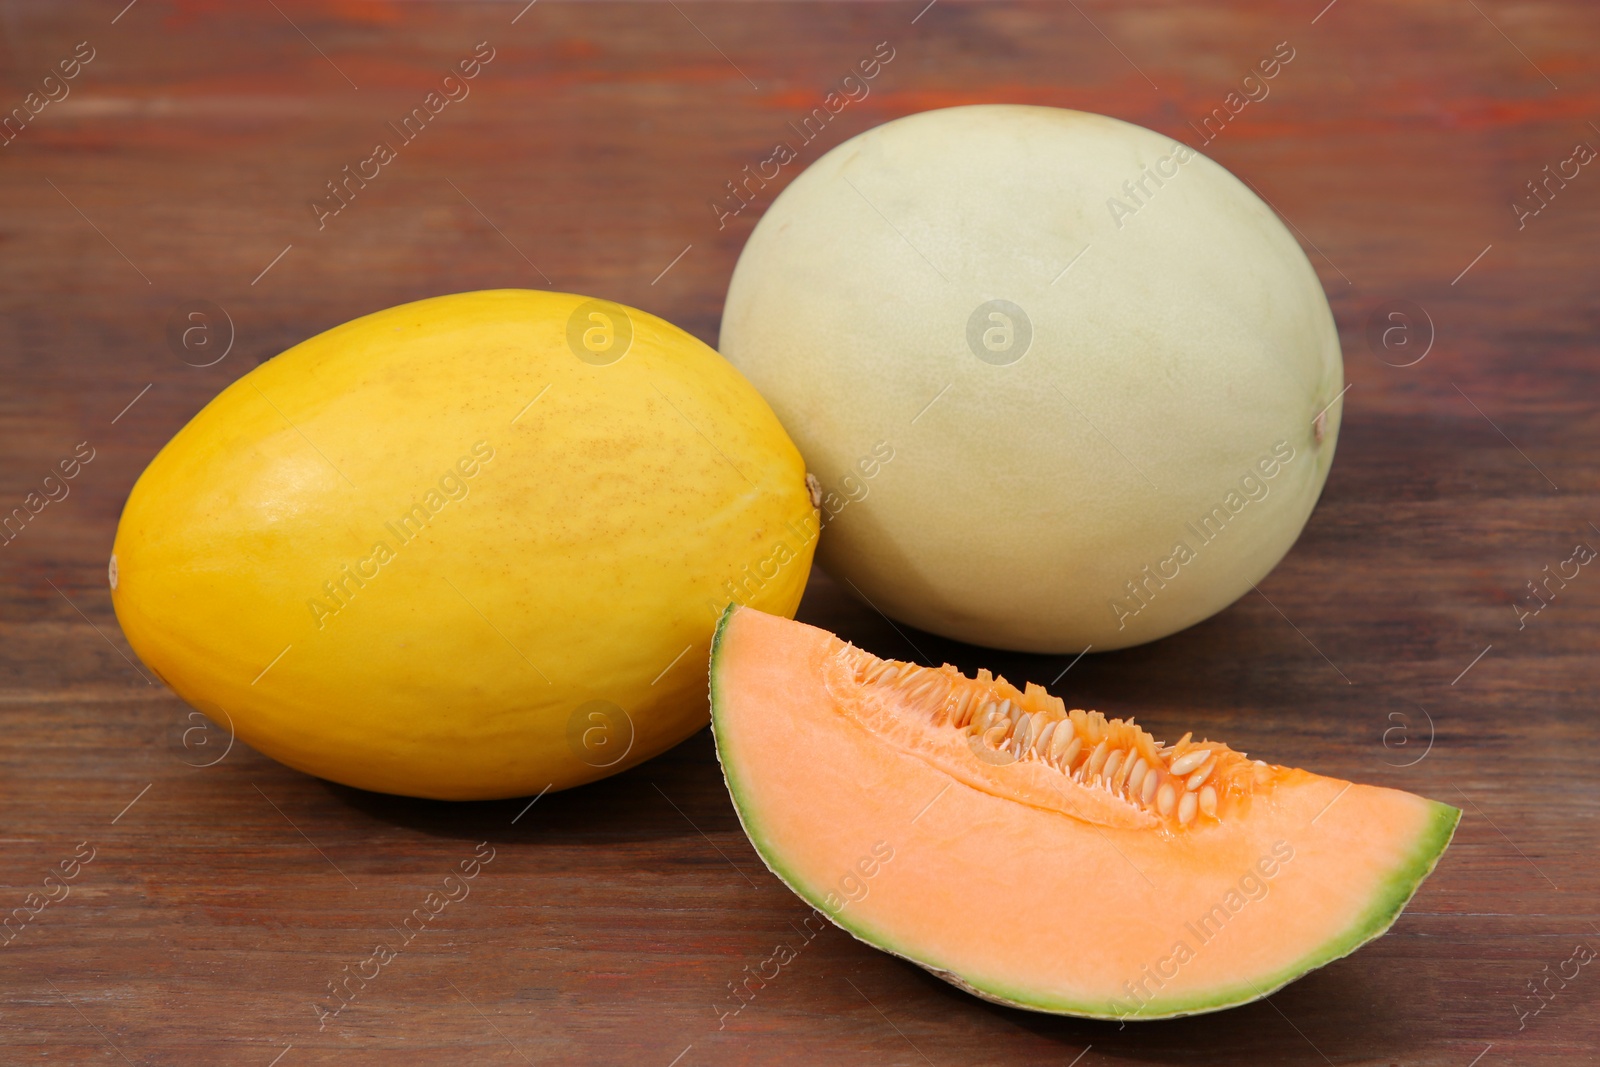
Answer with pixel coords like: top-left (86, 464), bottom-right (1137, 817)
top-left (3, 1), bottom-right (1596, 1063)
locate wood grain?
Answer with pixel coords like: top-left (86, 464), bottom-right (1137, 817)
top-left (2, 1), bottom-right (1597, 1063)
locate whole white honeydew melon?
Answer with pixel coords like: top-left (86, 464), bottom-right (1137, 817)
top-left (720, 104), bottom-right (1343, 653)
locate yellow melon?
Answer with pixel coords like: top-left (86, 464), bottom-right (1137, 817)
top-left (112, 290), bottom-right (816, 799)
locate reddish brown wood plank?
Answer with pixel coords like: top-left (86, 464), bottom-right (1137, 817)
top-left (1, 1), bottom-right (1597, 1063)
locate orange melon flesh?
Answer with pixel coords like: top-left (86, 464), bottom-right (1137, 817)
top-left (710, 606), bottom-right (1459, 1020)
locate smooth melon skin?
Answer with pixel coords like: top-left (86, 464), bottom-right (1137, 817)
top-left (112, 290), bottom-right (817, 800)
top-left (710, 607), bottom-right (1458, 1020)
top-left (720, 105), bottom-right (1344, 653)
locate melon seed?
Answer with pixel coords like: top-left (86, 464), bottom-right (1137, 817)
top-left (1198, 784), bottom-right (1218, 817)
top-left (1049, 721), bottom-right (1075, 762)
top-left (1169, 748), bottom-right (1211, 776)
top-left (1156, 782), bottom-right (1177, 816)
top-left (973, 703), bottom-right (998, 733)
top-left (1112, 750), bottom-right (1136, 792)
top-left (1186, 757), bottom-right (1215, 792)
top-left (1127, 757), bottom-right (1149, 795)
top-left (1178, 791), bottom-right (1198, 825)
top-left (1013, 715), bottom-right (1033, 752)
top-left (1086, 740), bottom-right (1110, 778)
top-left (1141, 769), bottom-right (1161, 805)
top-left (903, 677), bottom-right (939, 707)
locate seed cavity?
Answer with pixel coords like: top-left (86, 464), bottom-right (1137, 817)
top-left (843, 644), bottom-right (1245, 829)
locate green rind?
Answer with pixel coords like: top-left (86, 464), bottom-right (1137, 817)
top-left (709, 606), bottom-right (1460, 1020)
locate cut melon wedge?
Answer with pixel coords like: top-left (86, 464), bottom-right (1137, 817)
top-left (709, 606), bottom-right (1459, 1020)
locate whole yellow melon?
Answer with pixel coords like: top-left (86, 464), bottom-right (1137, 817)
top-left (112, 290), bottom-right (817, 799)
top-left (720, 105), bottom-right (1342, 653)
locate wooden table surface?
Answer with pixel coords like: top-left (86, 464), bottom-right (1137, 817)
top-left (3, 1), bottom-right (1598, 1063)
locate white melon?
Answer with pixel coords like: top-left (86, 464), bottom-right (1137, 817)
top-left (720, 105), bottom-right (1343, 653)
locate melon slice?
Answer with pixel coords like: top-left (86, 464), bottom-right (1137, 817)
top-left (709, 606), bottom-right (1459, 1020)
